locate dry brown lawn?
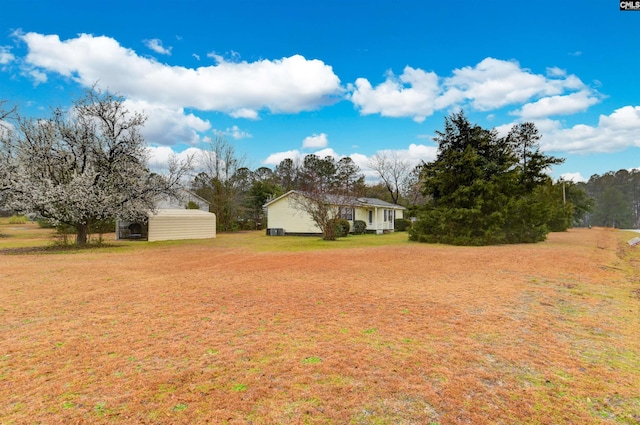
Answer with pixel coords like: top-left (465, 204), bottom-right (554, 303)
top-left (1, 225), bottom-right (639, 424)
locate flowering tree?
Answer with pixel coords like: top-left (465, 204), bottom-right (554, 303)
top-left (0, 89), bottom-right (190, 245)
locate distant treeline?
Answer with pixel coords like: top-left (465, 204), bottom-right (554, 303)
top-left (578, 169), bottom-right (640, 228)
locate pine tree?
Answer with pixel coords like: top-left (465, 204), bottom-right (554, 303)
top-left (410, 112), bottom-right (566, 245)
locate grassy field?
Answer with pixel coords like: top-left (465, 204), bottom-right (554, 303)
top-left (1, 220), bottom-right (639, 424)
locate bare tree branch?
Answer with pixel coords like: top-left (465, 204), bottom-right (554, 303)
top-left (368, 151), bottom-right (410, 204)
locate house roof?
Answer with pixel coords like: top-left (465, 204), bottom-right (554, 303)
top-left (264, 190), bottom-right (406, 210)
top-left (154, 189), bottom-right (210, 210)
top-left (180, 189), bottom-right (210, 206)
top-left (356, 197), bottom-right (406, 209)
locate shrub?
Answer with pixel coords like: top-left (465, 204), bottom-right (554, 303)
top-left (353, 220), bottom-right (367, 235)
top-left (37, 218), bottom-right (56, 228)
top-left (394, 218), bottom-right (411, 231)
top-left (54, 224), bottom-right (76, 246)
top-left (8, 215), bottom-right (27, 224)
top-left (91, 219), bottom-right (116, 234)
top-left (329, 218), bottom-right (351, 238)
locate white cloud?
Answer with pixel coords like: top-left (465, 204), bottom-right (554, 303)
top-left (405, 143), bottom-right (438, 162)
top-left (20, 32), bottom-right (343, 116)
top-left (440, 58), bottom-right (585, 111)
top-left (302, 133), bottom-right (328, 149)
top-left (349, 66), bottom-right (440, 122)
top-left (207, 51), bottom-right (225, 64)
top-left (230, 108), bottom-right (259, 119)
top-left (207, 50), bottom-right (241, 64)
top-left (489, 103), bottom-right (640, 155)
top-left (369, 144), bottom-right (437, 168)
top-left (349, 58), bottom-right (592, 122)
top-left (499, 106), bottom-right (640, 154)
top-left (124, 99), bottom-right (211, 146)
top-left (312, 148), bottom-right (340, 159)
top-left (144, 38), bottom-right (172, 55)
top-left (263, 149), bottom-right (304, 165)
top-left (28, 69), bottom-right (47, 85)
top-left (560, 172), bottom-right (586, 183)
top-left (0, 46), bottom-right (14, 65)
top-left (513, 90), bottom-right (600, 119)
top-left (213, 125), bottom-right (252, 140)
top-left (146, 145), bottom-right (204, 173)
top-left (546, 67), bottom-right (566, 78)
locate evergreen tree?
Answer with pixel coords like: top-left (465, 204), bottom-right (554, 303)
top-left (410, 112), bottom-right (565, 245)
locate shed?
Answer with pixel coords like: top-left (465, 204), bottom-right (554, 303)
top-left (116, 189), bottom-right (216, 242)
top-left (147, 209), bottom-right (217, 242)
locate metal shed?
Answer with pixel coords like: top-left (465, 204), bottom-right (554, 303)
top-left (147, 209), bottom-right (216, 242)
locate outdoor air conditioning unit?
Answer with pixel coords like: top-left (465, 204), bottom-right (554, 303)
top-left (267, 228), bottom-right (285, 236)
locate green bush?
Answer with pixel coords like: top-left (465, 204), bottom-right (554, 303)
top-left (329, 218), bottom-right (351, 238)
top-left (91, 219), bottom-right (116, 234)
top-left (8, 215), bottom-right (27, 224)
top-left (394, 218), bottom-right (411, 231)
top-left (37, 218), bottom-right (56, 228)
top-left (353, 220), bottom-right (367, 235)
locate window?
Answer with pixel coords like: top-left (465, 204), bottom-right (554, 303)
top-left (384, 210), bottom-right (388, 222)
top-left (368, 210), bottom-right (373, 224)
top-left (340, 207), bottom-right (354, 221)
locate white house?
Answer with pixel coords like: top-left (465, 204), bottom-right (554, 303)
top-left (264, 190), bottom-right (406, 235)
top-left (116, 190), bottom-right (216, 242)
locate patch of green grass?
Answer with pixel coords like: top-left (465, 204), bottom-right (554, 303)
top-left (8, 215), bottom-right (28, 224)
top-left (93, 402), bottom-right (107, 417)
top-left (587, 395), bottom-right (640, 424)
top-left (195, 230), bottom-right (409, 253)
top-left (1, 227), bottom-right (410, 255)
top-left (231, 383), bottom-right (247, 392)
top-left (153, 384), bottom-right (176, 401)
top-left (172, 403), bottom-right (188, 411)
top-left (301, 356), bottom-right (322, 364)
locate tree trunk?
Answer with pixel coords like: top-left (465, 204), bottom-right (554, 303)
top-left (322, 223), bottom-right (336, 241)
top-left (76, 223), bottom-right (90, 245)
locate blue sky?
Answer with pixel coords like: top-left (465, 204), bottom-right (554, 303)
top-left (1, 1), bottom-right (639, 182)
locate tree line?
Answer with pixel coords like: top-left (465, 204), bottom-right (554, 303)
top-left (6, 87), bottom-right (631, 247)
top-left (578, 169), bottom-right (640, 228)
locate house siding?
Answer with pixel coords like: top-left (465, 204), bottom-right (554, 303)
top-left (266, 194), bottom-right (321, 234)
